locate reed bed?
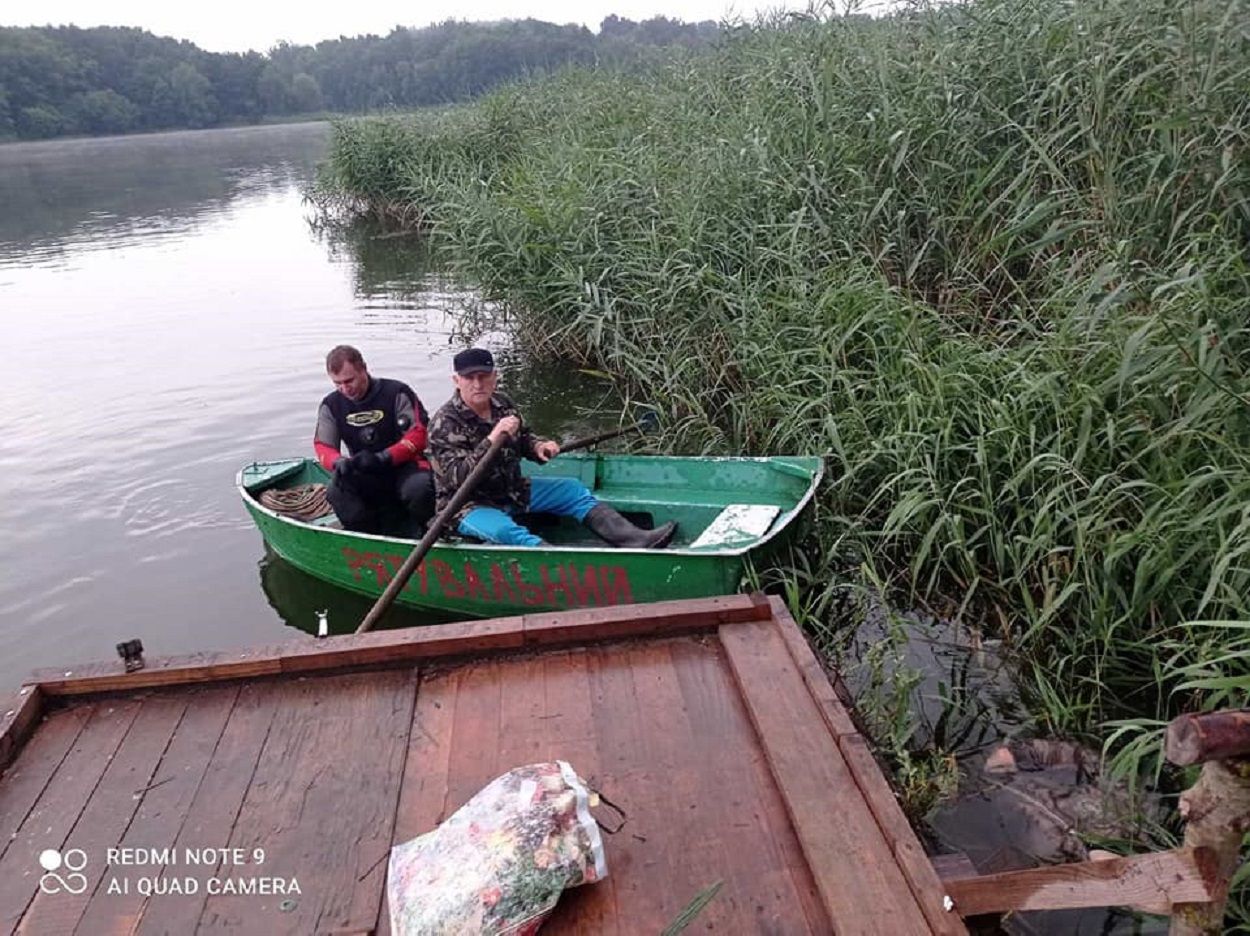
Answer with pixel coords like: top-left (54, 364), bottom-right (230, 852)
top-left (317, 0), bottom-right (1250, 853)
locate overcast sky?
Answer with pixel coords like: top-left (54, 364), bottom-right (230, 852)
top-left (3, 0), bottom-right (819, 53)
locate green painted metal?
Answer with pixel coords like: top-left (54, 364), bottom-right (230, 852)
top-left (237, 452), bottom-right (822, 617)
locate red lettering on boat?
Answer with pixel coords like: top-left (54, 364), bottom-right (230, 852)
top-left (432, 559), bottom-right (465, 598)
top-left (489, 563), bottom-right (516, 603)
top-left (462, 562), bottom-right (489, 601)
top-left (600, 566), bottom-right (633, 605)
top-left (510, 563), bottom-right (544, 606)
top-left (567, 565), bottom-right (601, 606)
top-left (379, 554), bottom-right (427, 594)
top-left (342, 548), bottom-right (391, 587)
top-left (540, 565), bottom-right (574, 607)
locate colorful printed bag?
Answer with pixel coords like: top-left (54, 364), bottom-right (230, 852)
top-left (388, 761), bottom-right (608, 935)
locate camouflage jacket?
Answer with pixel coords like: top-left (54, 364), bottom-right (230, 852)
top-left (427, 390), bottom-right (543, 523)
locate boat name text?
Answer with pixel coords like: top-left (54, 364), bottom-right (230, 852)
top-left (341, 550), bottom-right (634, 607)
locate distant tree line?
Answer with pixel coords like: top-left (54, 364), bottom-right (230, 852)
top-left (0, 16), bottom-right (719, 140)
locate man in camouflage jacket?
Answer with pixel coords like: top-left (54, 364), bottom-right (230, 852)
top-left (427, 348), bottom-right (677, 549)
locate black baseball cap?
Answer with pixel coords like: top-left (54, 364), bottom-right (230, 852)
top-left (454, 348), bottom-right (496, 375)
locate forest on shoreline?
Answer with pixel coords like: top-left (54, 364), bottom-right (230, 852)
top-left (0, 17), bottom-right (718, 140)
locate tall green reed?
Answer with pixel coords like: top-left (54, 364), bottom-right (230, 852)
top-left (317, 0), bottom-right (1250, 752)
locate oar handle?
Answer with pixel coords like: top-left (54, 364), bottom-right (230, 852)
top-left (356, 434), bottom-right (508, 634)
top-left (559, 420), bottom-right (648, 454)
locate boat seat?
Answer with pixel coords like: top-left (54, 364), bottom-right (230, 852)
top-left (688, 504), bottom-right (781, 549)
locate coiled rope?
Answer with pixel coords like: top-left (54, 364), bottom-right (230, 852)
top-left (259, 483), bottom-right (334, 522)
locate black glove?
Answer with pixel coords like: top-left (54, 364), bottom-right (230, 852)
top-left (353, 449), bottom-right (392, 473)
top-left (333, 455), bottom-right (355, 479)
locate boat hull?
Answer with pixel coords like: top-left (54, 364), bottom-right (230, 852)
top-left (239, 453), bottom-right (821, 617)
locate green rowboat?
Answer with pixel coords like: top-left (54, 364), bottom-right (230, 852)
top-left (238, 453), bottom-right (822, 617)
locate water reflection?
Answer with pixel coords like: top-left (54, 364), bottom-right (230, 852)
top-left (0, 123), bottom-right (330, 266)
top-left (257, 549), bottom-right (459, 637)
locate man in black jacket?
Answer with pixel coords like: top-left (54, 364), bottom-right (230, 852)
top-left (314, 345), bottom-right (434, 534)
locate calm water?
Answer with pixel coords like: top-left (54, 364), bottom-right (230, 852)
top-left (0, 123), bottom-right (611, 687)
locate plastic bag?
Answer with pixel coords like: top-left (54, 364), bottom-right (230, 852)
top-left (388, 760), bottom-right (608, 935)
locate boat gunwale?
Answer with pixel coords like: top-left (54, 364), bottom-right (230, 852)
top-left (234, 453), bottom-right (824, 558)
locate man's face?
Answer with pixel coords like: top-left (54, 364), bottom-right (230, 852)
top-left (453, 369), bottom-right (498, 409)
top-left (330, 362), bottom-right (370, 402)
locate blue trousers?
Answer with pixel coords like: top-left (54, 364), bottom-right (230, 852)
top-left (458, 477), bottom-right (598, 547)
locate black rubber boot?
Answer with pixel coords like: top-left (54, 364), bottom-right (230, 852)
top-left (584, 504), bottom-right (678, 549)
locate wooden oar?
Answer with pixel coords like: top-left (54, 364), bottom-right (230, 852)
top-left (355, 411), bottom-right (659, 634)
top-left (559, 410), bottom-right (658, 453)
top-left (356, 434), bottom-right (508, 633)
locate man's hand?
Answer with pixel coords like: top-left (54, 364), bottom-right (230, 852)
top-left (533, 439), bottom-right (561, 463)
top-left (489, 415), bottom-right (521, 443)
top-left (333, 455), bottom-right (355, 479)
top-left (353, 449), bottom-right (392, 473)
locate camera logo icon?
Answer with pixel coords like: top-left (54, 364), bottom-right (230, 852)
top-left (38, 848), bottom-right (89, 895)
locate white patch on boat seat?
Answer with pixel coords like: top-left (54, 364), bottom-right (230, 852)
top-left (689, 504), bottom-right (780, 549)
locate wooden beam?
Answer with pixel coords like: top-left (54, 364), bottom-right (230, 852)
top-left (0, 686), bottom-right (43, 773)
top-left (720, 618), bottom-right (942, 933)
top-left (944, 847), bottom-right (1219, 917)
top-left (1172, 759), bottom-right (1250, 934)
top-left (768, 596), bottom-right (857, 737)
top-left (24, 595), bottom-right (765, 698)
top-left (522, 593), bottom-right (768, 647)
top-left (1166, 710), bottom-right (1250, 766)
top-left (766, 596), bottom-right (964, 935)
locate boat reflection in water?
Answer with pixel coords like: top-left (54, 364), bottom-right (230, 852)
top-left (258, 547), bottom-right (459, 638)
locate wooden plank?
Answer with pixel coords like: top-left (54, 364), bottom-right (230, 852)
top-left (26, 597), bottom-right (764, 698)
top-left (769, 596), bottom-right (964, 933)
top-left (279, 617), bottom-right (523, 675)
top-left (839, 734), bottom-right (966, 935)
top-left (0, 687), bottom-right (43, 773)
top-left (378, 668), bottom-right (460, 936)
top-left (538, 649), bottom-right (618, 936)
top-left (18, 693), bottom-right (189, 934)
top-left (134, 681), bottom-right (282, 936)
top-left (769, 596), bottom-right (857, 737)
top-left (720, 619), bottom-right (933, 933)
top-left (667, 636), bottom-right (832, 934)
top-left (494, 654), bottom-right (550, 771)
top-left (442, 660), bottom-right (504, 817)
top-left (74, 685), bottom-right (240, 936)
top-left (582, 642), bottom-right (684, 934)
top-left (943, 847), bottom-right (1219, 916)
top-left (196, 669), bottom-right (418, 934)
top-left (392, 669), bottom-right (458, 840)
top-left (29, 648), bottom-right (287, 696)
top-left (0, 700), bottom-right (141, 932)
top-left (521, 594), bottom-right (768, 647)
top-left (0, 704), bottom-right (92, 865)
top-left (642, 638), bottom-right (822, 933)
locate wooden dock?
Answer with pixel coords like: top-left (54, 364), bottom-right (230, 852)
top-left (0, 594), bottom-right (966, 934)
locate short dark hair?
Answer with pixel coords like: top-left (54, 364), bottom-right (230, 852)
top-left (326, 345), bottom-right (365, 372)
